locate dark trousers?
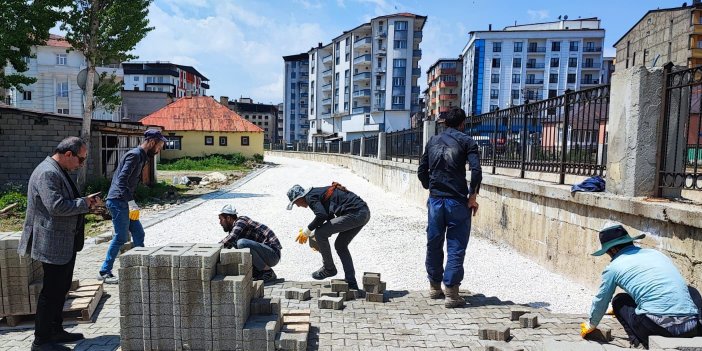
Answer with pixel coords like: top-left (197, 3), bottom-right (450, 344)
top-left (35, 253), bottom-right (76, 344)
top-left (426, 197), bottom-right (471, 287)
top-left (612, 293), bottom-right (699, 348)
top-left (314, 207), bottom-right (370, 285)
top-left (236, 238), bottom-right (280, 272)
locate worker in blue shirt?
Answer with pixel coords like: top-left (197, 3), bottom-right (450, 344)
top-left (581, 222), bottom-right (701, 348)
top-left (418, 108), bottom-right (482, 308)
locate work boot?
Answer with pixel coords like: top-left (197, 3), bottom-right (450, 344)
top-left (444, 285), bottom-right (465, 308)
top-left (429, 281), bottom-right (444, 299)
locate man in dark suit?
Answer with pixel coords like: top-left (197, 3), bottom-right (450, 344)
top-left (19, 137), bottom-right (102, 351)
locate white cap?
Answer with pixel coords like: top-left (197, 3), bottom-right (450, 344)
top-left (220, 204), bottom-right (237, 216)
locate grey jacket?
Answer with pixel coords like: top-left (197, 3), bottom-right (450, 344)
top-left (18, 157), bottom-right (89, 265)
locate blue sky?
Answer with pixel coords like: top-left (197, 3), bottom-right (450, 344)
top-left (130, 0), bottom-right (680, 105)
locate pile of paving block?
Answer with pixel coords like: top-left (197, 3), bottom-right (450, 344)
top-left (362, 272), bottom-right (386, 303)
top-left (0, 232), bottom-right (43, 318)
top-left (118, 243), bottom-right (307, 351)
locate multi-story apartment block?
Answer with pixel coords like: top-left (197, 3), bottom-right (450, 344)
top-left (221, 97), bottom-right (279, 143)
top-left (426, 57), bottom-right (463, 120)
top-left (601, 57), bottom-right (615, 84)
top-left (307, 13), bottom-right (426, 142)
top-left (3, 34), bottom-right (123, 121)
top-left (122, 61), bottom-right (209, 98)
top-left (461, 18), bottom-right (605, 116)
top-left (282, 53), bottom-right (310, 142)
top-left (614, 2), bottom-right (702, 68)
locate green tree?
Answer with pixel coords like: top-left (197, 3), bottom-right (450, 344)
top-left (0, 0), bottom-right (68, 94)
top-left (60, 0), bottom-right (153, 188)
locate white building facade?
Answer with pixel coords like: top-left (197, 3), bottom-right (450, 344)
top-left (282, 53), bottom-right (309, 142)
top-left (307, 13), bottom-right (426, 142)
top-left (122, 62), bottom-right (209, 98)
top-left (3, 34), bottom-right (123, 121)
top-left (461, 19), bottom-right (605, 116)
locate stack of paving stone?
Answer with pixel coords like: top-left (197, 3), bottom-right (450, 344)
top-left (119, 244), bottom-right (290, 351)
top-left (0, 232), bottom-right (43, 317)
top-left (362, 272), bottom-right (386, 303)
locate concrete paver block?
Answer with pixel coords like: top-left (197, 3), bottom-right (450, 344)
top-left (648, 335), bottom-right (702, 349)
top-left (519, 313), bottom-right (538, 328)
top-left (362, 272), bottom-right (381, 286)
top-left (284, 287), bottom-right (311, 301)
top-left (318, 296), bottom-right (344, 310)
top-left (510, 308), bottom-right (530, 321)
top-left (276, 331), bottom-right (308, 351)
top-left (366, 292), bottom-right (384, 303)
top-left (479, 325), bottom-right (511, 341)
top-left (330, 279), bottom-right (348, 293)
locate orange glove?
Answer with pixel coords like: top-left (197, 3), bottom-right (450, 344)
top-left (580, 321), bottom-right (597, 338)
top-left (295, 228), bottom-right (313, 244)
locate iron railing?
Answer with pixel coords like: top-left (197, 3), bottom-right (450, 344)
top-left (386, 127), bottom-right (423, 163)
top-left (466, 85), bottom-right (609, 183)
top-left (658, 63), bottom-right (702, 194)
top-left (364, 136), bottom-right (378, 157)
top-left (352, 139), bottom-right (361, 155)
top-left (341, 141), bottom-right (351, 154)
top-left (329, 141), bottom-right (340, 153)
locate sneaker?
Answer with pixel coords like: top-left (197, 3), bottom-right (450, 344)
top-left (97, 271), bottom-right (119, 284)
top-left (259, 269), bottom-right (277, 283)
top-left (311, 266), bottom-right (337, 280)
top-left (31, 342), bottom-right (71, 351)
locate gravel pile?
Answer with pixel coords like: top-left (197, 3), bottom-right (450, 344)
top-left (144, 155), bottom-right (594, 314)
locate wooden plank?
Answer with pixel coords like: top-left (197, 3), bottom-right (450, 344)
top-left (66, 291), bottom-right (96, 299)
top-left (64, 297), bottom-right (91, 311)
top-left (79, 283), bottom-right (103, 322)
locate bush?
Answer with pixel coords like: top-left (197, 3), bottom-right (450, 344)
top-left (159, 153), bottom-right (251, 171)
top-left (85, 177), bottom-right (111, 196)
top-left (0, 190), bottom-right (27, 213)
top-left (252, 154), bottom-right (264, 163)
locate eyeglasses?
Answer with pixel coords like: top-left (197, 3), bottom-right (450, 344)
top-left (74, 154), bottom-right (87, 164)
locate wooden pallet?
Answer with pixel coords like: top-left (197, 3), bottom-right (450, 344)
top-left (1, 280), bottom-right (104, 327)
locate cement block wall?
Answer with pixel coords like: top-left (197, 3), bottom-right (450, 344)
top-left (267, 151), bottom-right (702, 290)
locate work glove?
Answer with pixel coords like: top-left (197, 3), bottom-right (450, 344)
top-left (580, 321), bottom-right (597, 338)
top-left (295, 228), bottom-right (314, 245)
top-left (128, 200), bottom-right (140, 221)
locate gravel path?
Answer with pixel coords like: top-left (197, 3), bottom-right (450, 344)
top-left (144, 155), bottom-right (595, 314)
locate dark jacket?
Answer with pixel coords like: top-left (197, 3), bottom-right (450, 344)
top-left (305, 186), bottom-right (368, 231)
top-left (19, 157), bottom-right (89, 264)
top-left (107, 147), bottom-right (147, 201)
top-left (418, 127), bottom-right (482, 200)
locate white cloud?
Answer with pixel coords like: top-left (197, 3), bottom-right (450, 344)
top-left (293, 0), bottom-right (322, 9)
top-left (336, 0), bottom-right (346, 8)
top-left (527, 9), bottom-right (549, 21)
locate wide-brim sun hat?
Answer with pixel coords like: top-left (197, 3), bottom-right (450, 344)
top-left (286, 184), bottom-right (312, 210)
top-left (591, 221), bottom-right (645, 256)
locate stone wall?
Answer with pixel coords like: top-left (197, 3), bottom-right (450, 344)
top-left (267, 150), bottom-right (702, 290)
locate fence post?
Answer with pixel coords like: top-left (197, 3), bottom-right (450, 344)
top-left (559, 90), bottom-right (572, 184)
top-left (360, 137), bottom-right (365, 157)
top-left (520, 104), bottom-right (528, 179)
top-left (492, 109), bottom-right (498, 175)
top-left (378, 132), bottom-right (387, 160)
top-left (339, 141), bottom-right (343, 154)
top-left (423, 120), bottom-right (436, 154)
top-left (326, 142), bottom-right (330, 153)
top-left (312, 141), bottom-right (317, 153)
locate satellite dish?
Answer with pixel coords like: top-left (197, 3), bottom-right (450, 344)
top-left (564, 15), bottom-right (568, 20)
top-left (77, 69), bottom-right (100, 90)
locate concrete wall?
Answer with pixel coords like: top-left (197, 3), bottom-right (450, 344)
top-left (267, 150), bottom-right (702, 290)
top-left (160, 131), bottom-right (264, 160)
top-left (121, 90), bottom-right (174, 122)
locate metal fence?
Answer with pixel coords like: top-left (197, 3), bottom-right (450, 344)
top-left (341, 141), bottom-right (351, 154)
top-left (352, 139), bottom-right (361, 155)
top-left (385, 126), bottom-right (423, 163)
top-left (329, 141), bottom-right (340, 153)
top-left (466, 85), bottom-right (609, 183)
top-left (364, 135), bottom-right (378, 158)
top-left (659, 63), bottom-right (702, 193)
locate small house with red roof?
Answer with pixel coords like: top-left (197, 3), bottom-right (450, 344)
top-left (140, 96), bottom-right (264, 159)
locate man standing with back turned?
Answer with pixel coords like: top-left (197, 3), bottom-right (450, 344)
top-left (418, 108), bottom-right (482, 308)
top-left (98, 129), bottom-right (166, 283)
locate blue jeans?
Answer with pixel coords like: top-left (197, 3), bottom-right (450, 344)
top-left (236, 239), bottom-right (280, 272)
top-left (426, 197), bottom-right (471, 287)
top-left (100, 199), bottom-right (145, 273)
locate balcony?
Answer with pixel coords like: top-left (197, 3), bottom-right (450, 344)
top-left (439, 81), bottom-right (458, 88)
top-left (439, 67), bottom-right (456, 75)
top-left (414, 31), bottom-right (423, 40)
top-left (321, 68), bottom-right (332, 78)
top-left (300, 92), bottom-right (308, 98)
top-left (581, 78), bottom-right (600, 85)
top-left (413, 49), bottom-right (422, 58)
top-left (582, 62), bottom-right (602, 69)
top-left (373, 103), bottom-right (385, 111)
top-left (527, 46), bottom-right (546, 53)
top-left (354, 72), bottom-right (371, 81)
top-left (525, 79), bottom-right (544, 85)
top-left (526, 62), bottom-right (545, 69)
top-left (353, 54), bottom-right (371, 65)
top-left (352, 106), bottom-right (371, 114)
top-left (376, 66), bottom-right (386, 73)
top-left (412, 68), bottom-right (421, 76)
top-left (525, 93), bottom-right (543, 101)
top-left (321, 83), bottom-right (332, 91)
top-left (353, 89), bottom-right (371, 97)
top-left (321, 112), bottom-right (331, 117)
top-left (375, 31), bottom-right (387, 38)
top-left (583, 47), bottom-right (602, 53)
top-left (411, 86), bottom-right (420, 94)
top-left (354, 37), bottom-right (372, 49)
top-left (322, 55), bottom-right (332, 64)
top-left (322, 98), bottom-right (332, 105)
top-left (439, 94), bottom-right (458, 100)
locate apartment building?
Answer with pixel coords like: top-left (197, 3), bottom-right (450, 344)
top-left (122, 61), bottom-right (209, 97)
top-left (601, 57), bottom-right (615, 84)
top-left (221, 97), bottom-right (279, 143)
top-left (426, 57), bottom-right (462, 120)
top-left (307, 13), bottom-right (426, 142)
top-left (614, 2), bottom-right (702, 68)
top-left (3, 34), bottom-right (123, 121)
top-left (461, 18), bottom-right (605, 116)
top-left (282, 53), bottom-right (310, 142)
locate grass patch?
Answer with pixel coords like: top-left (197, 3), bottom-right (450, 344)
top-left (158, 153), bottom-right (252, 171)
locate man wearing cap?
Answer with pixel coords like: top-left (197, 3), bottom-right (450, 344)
top-left (581, 222), bottom-right (700, 348)
top-left (97, 129), bottom-right (166, 284)
top-left (286, 183), bottom-right (370, 290)
top-left (218, 204), bottom-right (281, 282)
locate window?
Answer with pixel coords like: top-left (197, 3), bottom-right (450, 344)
top-left (376, 76), bottom-right (382, 85)
top-left (392, 77), bottom-right (405, 86)
top-left (549, 73), bottom-right (558, 83)
top-left (393, 59), bottom-right (406, 67)
top-left (291, 72), bottom-right (297, 78)
top-left (394, 40), bottom-right (407, 49)
top-left (165, 136), bottom-right (182, 150)
top-left (567, 73), bottom-right (576, 84)
top-left (514, 42), bottom-right (523, 52)
top-left (490, 104), bottom-right (498, 111)
top-left (23, 91), bottom-right (32, 100)
top-left (134, 76), bottom-right (140, 82)
top-left (490, 89), bottom-right (499, 99)
top-left (492, 58), bottom-right (500, 68)
top-left (570, 41), bottom-right (579, 51)
top-left (56, 82), bottom-right (69, 97)
top-left (512, 74), bottom-right (520, 84)
top-left (56, 54), bottom-right (67, 65)
top-left (511, 89), bottom-right (520, 99)
top-left (378, 21), bottom-right (384, 31)
top-left (345, 37), bottom-right (350, 46)
top-left (392, 95), bottom-right (405, 104)
top-left (345, 52), bottom-right (350, 62)
top-left (513, 58), bottom-right (521, 68)
top-left (493, 42), bottom-right (502, 52)
top-left (551, 41), bottom-right (560, 52)
top-left (395, 21), bottom-right (408, 30)
top-left (568, 58), bottom-right (578, 68)
top-left (205, 136), bottom-right (214, 145)
top-left (491, 74), bottom-right (499, 83)
top-left (550, 58), bottom-right (559, 67)
top-left (57, 108), bottom-right (69, 114)
top-left (241, 136), bottom-right (250, 146)
top-left (548, 89), bottom-right (557, 98)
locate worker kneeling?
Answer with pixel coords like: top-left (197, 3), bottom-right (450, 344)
top-left (218, 204), bottom-right (282, 283)
top-left (581, 222), bottom-right (701, 348)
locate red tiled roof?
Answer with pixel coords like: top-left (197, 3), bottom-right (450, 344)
top-left (140, 96), bottom-right (263, 133)
top-left (46, 34), bottom-right (71, 48)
